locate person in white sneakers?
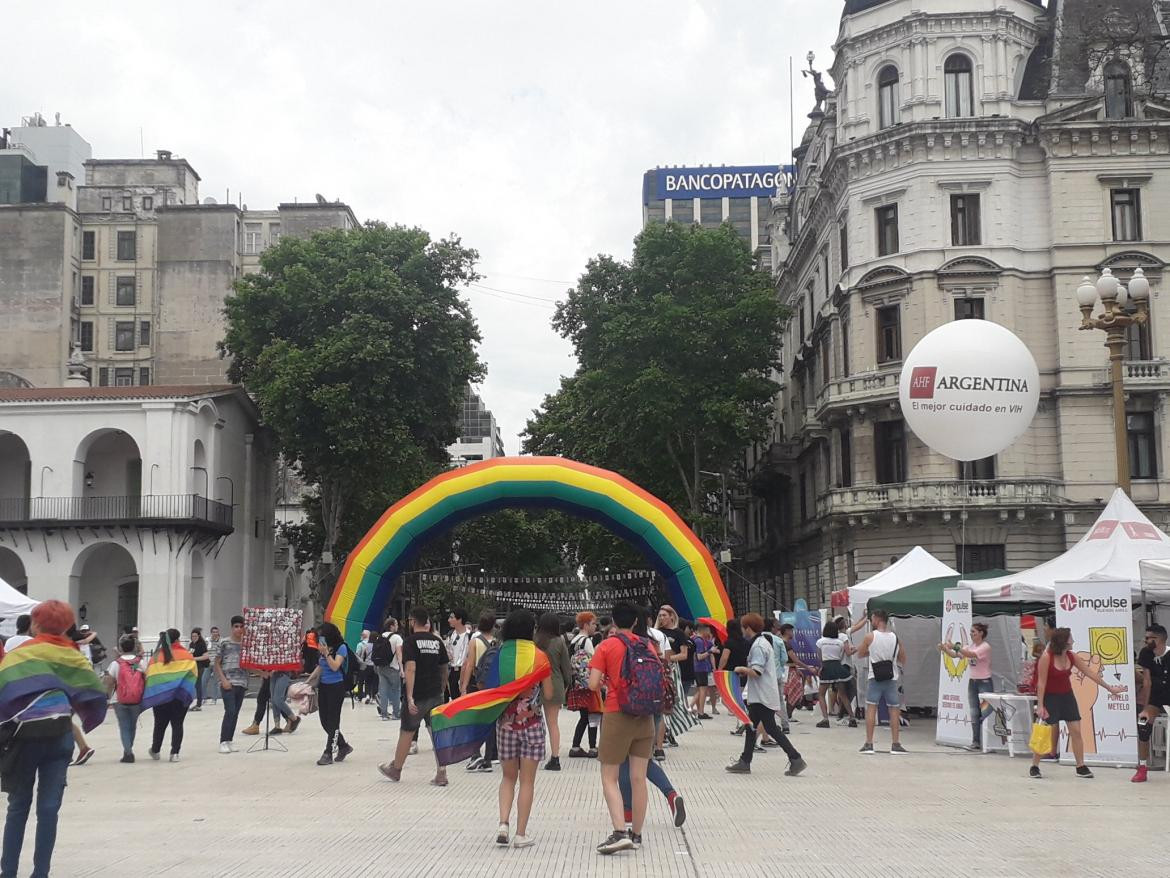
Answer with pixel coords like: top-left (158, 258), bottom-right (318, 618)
top-left (857, 611), bottom-right (908, 755)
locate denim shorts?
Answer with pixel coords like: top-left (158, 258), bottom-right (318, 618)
top-left (866, 678), bottom-right (901, 707)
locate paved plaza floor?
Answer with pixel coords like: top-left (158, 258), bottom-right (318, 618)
top-left (29, 699), bottom-right (1162, 877)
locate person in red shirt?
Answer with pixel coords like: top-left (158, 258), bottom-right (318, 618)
top-left (587, 602), bottom-right (651, 855)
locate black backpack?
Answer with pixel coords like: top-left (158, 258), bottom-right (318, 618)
top-left (371, 635), bottom-right (395, 667)
top-left (89, 638), bottom-right (107, 666)
top-left (339, 643), bottom-right (361, 696)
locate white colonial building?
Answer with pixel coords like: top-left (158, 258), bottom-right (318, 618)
top-left (736, 0), bottom-right (1170, 610)
top-left (0, 384), bottom-right (275, 644)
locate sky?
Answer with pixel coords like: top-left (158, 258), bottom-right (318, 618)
top-left (4, 1), bottom-right (839, 453)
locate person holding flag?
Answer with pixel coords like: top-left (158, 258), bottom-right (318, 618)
top-left (141, 628), bottom-right (198, 762)
top-left (0, 600), bottom-right (107, 878)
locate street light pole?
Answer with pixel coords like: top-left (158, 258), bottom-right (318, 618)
top-left (1075, 267), bottom-right (1151, 495)
top-left (699, 470), bottom-right (728, 548)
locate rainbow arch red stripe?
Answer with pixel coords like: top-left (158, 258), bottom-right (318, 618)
top-left (326, 457), bottom-right (732, 644)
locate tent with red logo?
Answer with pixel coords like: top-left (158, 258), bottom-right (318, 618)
top-left (963, 489), bottom-right (1170, 608)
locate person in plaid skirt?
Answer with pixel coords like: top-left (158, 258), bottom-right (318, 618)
top-left (495, 610), bottom-right (554, 850)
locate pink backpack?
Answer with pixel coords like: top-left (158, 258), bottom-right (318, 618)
top-left (115, 657), bottom-right (145, 705)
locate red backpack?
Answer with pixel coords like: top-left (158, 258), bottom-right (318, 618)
top-left (613, 634), bottom-right (665, 717)
top-left (115, 657), bottom-right (145, 705)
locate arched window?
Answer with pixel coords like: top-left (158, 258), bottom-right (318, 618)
top-left (878, 65), bottom-right (900, 129)
top-left (944, 54), bottom-right (975, 118)
top-left (1104, 60), bottom-right (1134, 119)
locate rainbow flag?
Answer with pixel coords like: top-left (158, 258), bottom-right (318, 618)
top-left (0, 634), bottom-right (107, 732)
top-left (713, 670), bottom-right (751, 725)
top-left (141, 644), bottom-right (198, 709)
top-left (430, 640), bottom-right (551, 767)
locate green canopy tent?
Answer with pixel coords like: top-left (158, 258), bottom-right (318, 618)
top-left (866, 570), bottom-right (1050, 618)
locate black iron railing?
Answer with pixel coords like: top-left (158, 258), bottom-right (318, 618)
top-left (0, 494), bottom-right (233, 532)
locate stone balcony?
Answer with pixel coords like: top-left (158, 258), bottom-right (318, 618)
top-left (816, 478), bottom-right (1064, 520)
top-left (815, 367), bottom-right (901, 419)
top-left (1123, 359), bottom-right (1170, 388)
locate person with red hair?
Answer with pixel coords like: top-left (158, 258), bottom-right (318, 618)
top-left (0, 599), bottom-right (106, 878)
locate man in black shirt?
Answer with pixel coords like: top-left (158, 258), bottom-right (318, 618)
top-left (1133, 623), bottom-right (1170, 783)
top-left (379, 607), bottom-right (449, 786)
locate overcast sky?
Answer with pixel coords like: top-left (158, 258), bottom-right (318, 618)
top-left (5, 1), bottom-right (839, 452)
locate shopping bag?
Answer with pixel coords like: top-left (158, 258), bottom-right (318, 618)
top-left (1029, 721), bottom-right (1052, 755)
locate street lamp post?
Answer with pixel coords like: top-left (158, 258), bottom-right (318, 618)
top-left (1075, 266), bottom-right (1151, 494)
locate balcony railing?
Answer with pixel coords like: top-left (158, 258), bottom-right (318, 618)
top-left (816, 367), bottom-right (901, 413)
top-left (816, 479), bottom-right (1063, 518)
top-left (1125, 360), bottom-right (1170, 383)
top-left (0, 494), bottom-right (233, 534)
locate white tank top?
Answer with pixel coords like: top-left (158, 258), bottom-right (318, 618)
top-left (868, 629), bottom-right (900, 680)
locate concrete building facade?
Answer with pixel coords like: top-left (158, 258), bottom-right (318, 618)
top-left (449, 385), bottom-right (506, 465)
top-left (737, 0), bottom-right (1170, 611)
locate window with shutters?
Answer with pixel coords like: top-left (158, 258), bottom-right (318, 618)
top-left (1128, 409), bottom-right (1157, 479)
top-left (79, 321), bottom-right (94, 352)
top-left (874, 420), bottom-right (907, 484)
top-left (1104, 61), bottom-right (1134, 120)
top-left (954, 297), bottom-right (984, 320)
top-left (101, 196), bottom-right (112, 211)
top-left (958, 456), bottom-right (996, 480)
top-left (244, 223), bottom-right (263, 254)
top-left (142, 196), bottom-right (153, 211)
top-left (115, 322), bottom-right (135, 351)
top-left (82, 231), bottom-right (95, 260)
top-left (839, 429), bottom-right (853, 488)
top-left (139, 321), bottom-right (151, 346)
top-left (1111, 189), bottom-right (1141, 242)
top-left (877, 65), bottom-right (900, 129)
top-left (122, 196), bottom-right (133, 211)
top-left (876, 305), bottom-right (901, 363)
top-left (116, 277), bottom-right (136, 306)
top-left (876, 205), bottom-right (899, 256)
top-left (98, 368), bottom-right (109, 387)
top-left (116, 231), bottom-right (136, 261)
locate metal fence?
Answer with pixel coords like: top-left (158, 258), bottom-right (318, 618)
top-left (0, 494), bottom-right (233, 529)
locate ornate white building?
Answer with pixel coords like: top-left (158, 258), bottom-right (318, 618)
top-left (738, 0), bottom-right (1170, 609)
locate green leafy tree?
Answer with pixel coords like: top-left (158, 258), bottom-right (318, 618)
top-left (524, 221), bottom-right (785, 536)
top-left (222, 223), bottom-right (485, 595)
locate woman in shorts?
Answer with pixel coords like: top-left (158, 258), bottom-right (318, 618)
top-left (495, 610), bottom-right (554, 849)
top-left (1029, 627), bottom-right (1126, 779)
top-left (815, 620), bottom-right (854, 728)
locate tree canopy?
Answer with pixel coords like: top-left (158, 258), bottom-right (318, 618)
top-left (524, 221), bottom-right (785, 550)
top-left (222, 222), bottom-right (485, 567)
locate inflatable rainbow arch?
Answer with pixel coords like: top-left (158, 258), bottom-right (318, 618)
top-left (326, 457), bottom-right (732, 644)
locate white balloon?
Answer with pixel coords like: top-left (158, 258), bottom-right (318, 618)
top-left (898, 320), bottom-right (1039, 462)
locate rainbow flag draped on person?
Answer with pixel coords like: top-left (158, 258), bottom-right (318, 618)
top-left (141, 641), bottom-right (198, 709)
top-left (430, 639), bottom-right (551, 767)
top-left (713, 670), bottom-right (751, 725)
top-left (0, 635), bottom-right (107, 732)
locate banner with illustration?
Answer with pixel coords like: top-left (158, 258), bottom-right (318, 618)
top-left (792, 599), bottom-right (821, 669)
top-left (1053, 579), bottom-right (1137, 767)
top-left (935, 588), bottom-right (973, 747)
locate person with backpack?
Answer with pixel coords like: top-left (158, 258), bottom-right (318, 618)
top-left (141, 629), bottom-right (198, 762)
top-left (307, 622), bottom-right (353, 766)
top-left (587, 602), bottom-right (661, 855)
top-left (534, 612), bottom-right (572, 771)
top-left (462, 610), bottom-right (500, 772)
top-left (567, 612), bottom-right (602, 758)
top-left (104, 634), bottom-right (147, 763)
top-left (373, 618), bottom-right (402, 721)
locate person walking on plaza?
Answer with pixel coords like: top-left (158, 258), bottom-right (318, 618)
top-left (1029, 627), bottom-right (1126, 779)
top-left (188, 628), bottom-right (208, 711)
top-left (858, 610), bottom-right (908, 754)
top-left (462, 610), bottom-right (499, 771)
top-left (309, 622), bottom-right (353, 765)
top-left (588, 602), bottom-right (656, 855)
top-left (373, 619), bottom-right (402, 721)
top-left (765, 618), bottom-right (793, 734)
top-left (567, 612), bottom-right (603, 758)
top-left (816, 620), bottom-right (855, 729)
top-left (379, 606), bottom-right (449, 785)
top-left (534, 612), bottom-right (571, 771)
top-left (1133, 623), bottom-right (1170, 782)
top-left (726, 614), bottom-right (807, 776)
top-left (939, 621), bottom-right (993, 750)
top-left (354, 629), bottom-right (376, 704)
top-left (142, 628), bottom-right (197, 762)
top-left (214, 615), bottom-right (248, 754)
top-left (494, 610), bottom-right (554, 849)
top-left (718, 619), bottom-right (750, 734)
top-left (0, 599), bottom-right (107, 878)
top-left (103, 634), bottom-right (146, 762)
top-left (655, 606), bottom-right (697, 750)
top-left (445, 608), bottom-right (472, 703)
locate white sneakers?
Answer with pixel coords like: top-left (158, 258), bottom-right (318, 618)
top-left (218, 742), bottom-right (232, 754)
top-left (169, 753), bottom-right (181, 763)
top-left (512, 835), bottom-right (535, 848)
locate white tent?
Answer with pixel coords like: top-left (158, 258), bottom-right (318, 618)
top-left (963, 489), bottom-right (1170, 604)
top-left (847, 546), bottom-right (959, 622)
top-left (0, 576), bottom-right (37, 638)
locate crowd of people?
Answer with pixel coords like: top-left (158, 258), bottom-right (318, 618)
top-left (1, 596), bottom-right (1164, 873)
